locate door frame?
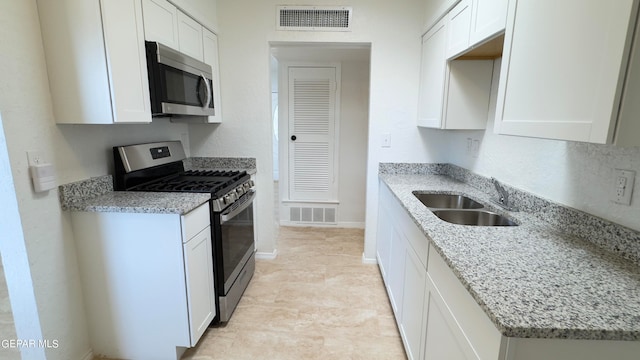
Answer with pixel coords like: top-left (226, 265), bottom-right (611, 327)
top-left (278, 61), bottom-right (342, 214)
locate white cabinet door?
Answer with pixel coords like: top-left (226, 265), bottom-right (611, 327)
top-left (494, 0), bottom-right (637, 143)
top-left (376, 202), bottom-right (393, 282)
top-left (100, 0), bottom-right (152, 123)
top-left (399, 245), bottom-right (427, 360)
top-left (417, 18), bottom-right (448, 128)
top-left (203, 29), bottom-right (223, 123)
top-left (424, 285), bottom-right (475, 360)
top-left (142, 0), bottom-right (180, 49)
top-left (444, 60), bottom-right (494, 129)
top-left (469, 0), bottom-right (508, 46)
top-left (171, 0), bottom-right (218, 32)
top-left (446, 0), bottom-right (472, 59)
top-left (387, 227), bottom-right (406, 317)
top-left (39, 0), bottom-right (152, 124)
top-left (177, 10), bottom-right (204, 61)
top-left (183, 226), bottom-right (215, 346)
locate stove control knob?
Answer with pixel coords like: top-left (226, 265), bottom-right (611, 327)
top-left (224, 194), bottom-right (232, 204)
top-left (249, 180), bottom-right (255, 187)
top-left (236, 186), bottom-right (244, 195)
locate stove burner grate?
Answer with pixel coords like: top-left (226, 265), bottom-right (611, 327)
top-left (131, 170), bottom-right (249, 195)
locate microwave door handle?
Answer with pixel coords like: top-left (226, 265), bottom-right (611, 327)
top-left (200, 73), bottom-right (211, 109)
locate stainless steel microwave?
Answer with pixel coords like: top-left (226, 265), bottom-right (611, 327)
top-left (145, 41), bottom-right (215, 117)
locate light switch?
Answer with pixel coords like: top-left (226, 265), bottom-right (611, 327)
top-left (381, 133), bottom-right (391, 148)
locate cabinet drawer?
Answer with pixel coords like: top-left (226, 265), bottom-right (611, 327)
top-left (182, 202), bottom-right (210, 241)
top-left (427, 245), bottom-right (503, 359)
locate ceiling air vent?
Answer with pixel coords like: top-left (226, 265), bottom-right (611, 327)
top-left (277, 6), bottom-right (353, 31)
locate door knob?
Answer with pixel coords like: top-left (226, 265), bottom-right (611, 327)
top-left (291, 135), bottom-right (297, 141)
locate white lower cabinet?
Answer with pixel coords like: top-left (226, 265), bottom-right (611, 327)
top-left (71, 202), bottom-right (215, 360)
top-left (424, 290), bottom-right (469, 360)
top-left (400, 245), bottom-right (428, 360)
top-left (388, 227), bottom-right (407, 316)
top-left (376, 181), bottom-right (640, 360)
top-left (424, 243), bottom-right (504, 360)
top-left (377, 181), bottom-right (428, 360)
top-left (183, 226), bottom-right (216, 346)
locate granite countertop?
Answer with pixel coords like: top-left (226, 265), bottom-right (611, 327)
top-left (380, 173), bottom-right (640, 341)
top-left (59, 157), bottom-right (256, 215)
top-left (66, 191), bottom-right (211, 215)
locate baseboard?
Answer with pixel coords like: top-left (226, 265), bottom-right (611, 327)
top-left (362, 253), bottom-right (377, 264)
top-left (80, 349), bottom-right (93, 360)
top-left (255, 249), bottom-right (278, 260)
top-left (279, 220), bottom-right (365, 229)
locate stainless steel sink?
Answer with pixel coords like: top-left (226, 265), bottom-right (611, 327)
top-left (413, 192), bottom-right (484, 209)
top-left (431, 210), bottom-right (518, 227)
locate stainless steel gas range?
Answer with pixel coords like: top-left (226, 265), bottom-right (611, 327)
top-left (113, 141), bottom-right (255, 323)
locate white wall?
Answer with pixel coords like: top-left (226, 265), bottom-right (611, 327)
top-left (0, 114), bottom-right (37, 360)
top-left (0, 2), bottom-right (189, 359)
top-left (190, 0), bottom-right (435, 259)
top-left (442, 60), bottom-right (640, 232)
top-left (337, 60), bottom-right (369, 225)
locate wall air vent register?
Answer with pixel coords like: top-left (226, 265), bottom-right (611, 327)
top-left (277, 6), bottom-right (353, 31)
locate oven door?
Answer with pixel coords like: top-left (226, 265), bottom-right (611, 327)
top-left (217, 190), bottom-right (256, 294)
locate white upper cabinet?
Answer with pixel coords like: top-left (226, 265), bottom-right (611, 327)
top-left (418, 14), bottom-right (494, 130)
top-left (446, 0), bottom-right (472, 59)
top-left (37, 0), bottom-right (152, 124)
top-left (418, 18), bottom-right (448, 128)
top-left (142, 0), bottom-right (180, 49)
top-left (424, 0), bottom-right (460, 32)
top-left (494, 0), bottom-right (639, 145)
top-left (171, 0), bottom-right (218, 33)
top-left (178, 10), bottom-right (205, 61)
top-left (469, 0), bottom-right (508, 46)
top-left (202, 29), bottom-right (223, 123)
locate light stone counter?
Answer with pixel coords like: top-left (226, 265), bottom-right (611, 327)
top-left (380, 166), bottom-right (640, 341)
top-left (65, 191), bottom-right (210, 215)
top-left (58, 157), bottom-right (256, 214)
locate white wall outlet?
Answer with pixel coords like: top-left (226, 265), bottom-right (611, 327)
top-left (381, 133), bottom-right (391, 148)
top-left (611, 169), bottom-right (635, 205)
top-left (466, 138), bottom-right (473, 154)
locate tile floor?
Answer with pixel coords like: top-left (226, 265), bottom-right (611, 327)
top-left (182, 226), bottom-right (407, 360)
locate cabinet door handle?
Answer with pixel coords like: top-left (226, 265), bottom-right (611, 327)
top-left (291, 135), bottom-right (297, 141)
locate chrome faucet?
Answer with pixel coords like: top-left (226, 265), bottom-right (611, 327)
top-left (491, 177), bottom-right (518, 211)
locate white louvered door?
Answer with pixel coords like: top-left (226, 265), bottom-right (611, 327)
top-left (288, 67), bottom-right (337, 201)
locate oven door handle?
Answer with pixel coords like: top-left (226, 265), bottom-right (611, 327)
top-left (220, 190), bottom-right (256, 224)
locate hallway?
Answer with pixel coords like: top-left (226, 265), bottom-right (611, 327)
top-left (183, 226), bottom-right (406, 359)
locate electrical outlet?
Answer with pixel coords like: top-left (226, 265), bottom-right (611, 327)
top-left (611, 169), bottom-right (635, 205)
top-left (466, 138), bottom-right (473, 154)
